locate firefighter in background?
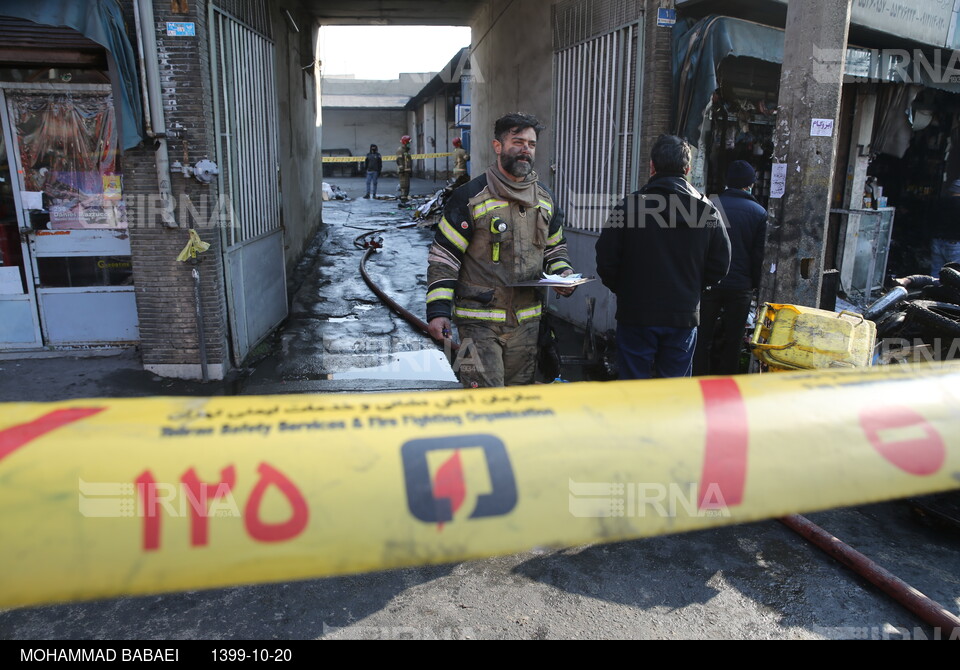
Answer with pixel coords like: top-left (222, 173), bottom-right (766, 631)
top-left (452, 137), bottom-right (470, 187)
top-left (396, 135), bottom-right (413, 204)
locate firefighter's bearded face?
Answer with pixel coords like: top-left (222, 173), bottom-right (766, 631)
top-left (494, 127), bottom-right (537, 179)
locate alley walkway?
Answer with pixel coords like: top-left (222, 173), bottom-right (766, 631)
top-left (243, 175), bottom-right (461, 394)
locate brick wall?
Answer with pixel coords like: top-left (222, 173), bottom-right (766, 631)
top-left (120, 0), bottom-right (228, 377)
top-left (638, 0), bottom-right (676, 168)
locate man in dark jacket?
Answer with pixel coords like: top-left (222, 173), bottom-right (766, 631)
top-left (693, 160), bottom-right (767, 376)
top-left (363, 144), bottom-right (382, 199)
top-left (596, 134), bottom-right (731, 379)
top-left (930, 178), bottom-right (960, 274)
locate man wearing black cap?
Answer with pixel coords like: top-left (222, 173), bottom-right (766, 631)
top-left (693, 160), bottom-right (767, 376)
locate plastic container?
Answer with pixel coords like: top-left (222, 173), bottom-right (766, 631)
top-left (750, 303), bottom-right (877, 371)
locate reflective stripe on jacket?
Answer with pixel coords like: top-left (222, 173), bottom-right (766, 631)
top-left (427, 173), bottom-right (573, 326)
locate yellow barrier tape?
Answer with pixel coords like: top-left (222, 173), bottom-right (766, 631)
top-left (322, 152), bottom-right (455, 163)
top-left (1, 363), bottom-right (959, 608)
top-left (402, 152), bottom-right (456, 161)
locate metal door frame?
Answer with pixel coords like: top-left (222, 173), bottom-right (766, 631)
top-left (209, 5), bottom-right (287, 366)
top-left (0, 86), bottom-right (43, 348)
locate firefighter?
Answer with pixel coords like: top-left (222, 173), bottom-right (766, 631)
top-left (426, 113), bottom-right (576, 388)
top-left (396, 135), bottom-right (413, 203)
top-left (452, 137), bottom-right (470, 187)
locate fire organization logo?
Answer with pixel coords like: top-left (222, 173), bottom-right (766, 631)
top-left (401, 434), bottom-right (518, 527)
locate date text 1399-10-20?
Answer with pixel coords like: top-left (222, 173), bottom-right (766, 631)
top-left (212, 648), bottom-right (293, 662)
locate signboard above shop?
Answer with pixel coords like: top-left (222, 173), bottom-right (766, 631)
top-left (851, 0), bottom-right (955, 49)
top-left (676, 0), bottom-right (959, 49)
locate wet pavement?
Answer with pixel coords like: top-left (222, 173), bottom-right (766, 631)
top-left (243, 175), bottom-right (462, 395)
top-left (0, 177), bottom-right (462, 402)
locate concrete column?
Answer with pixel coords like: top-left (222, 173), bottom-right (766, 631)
top-left (761, 0), bottom-right (852, 308)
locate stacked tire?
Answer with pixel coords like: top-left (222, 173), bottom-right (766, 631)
top-left (906, 265), bottom-right (960, 340)
top-left (871, 263), bottom-right (960, 362)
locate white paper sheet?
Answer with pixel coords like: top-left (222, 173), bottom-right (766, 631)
top-left (20, 191), bottom-right (43, 210)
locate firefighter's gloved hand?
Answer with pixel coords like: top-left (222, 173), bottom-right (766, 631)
top-left (428, 317), bottom-right (453, 342)
top-left (552, 269), bottom-right (577, 298)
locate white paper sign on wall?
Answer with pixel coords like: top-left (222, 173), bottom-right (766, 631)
top-left (810, 118), bottom-right (835, 137)
top-left (770, 163), bottom-right (788, 199)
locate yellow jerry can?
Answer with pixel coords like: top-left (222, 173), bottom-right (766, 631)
top-left (750, 303), bottom-right (877, 371)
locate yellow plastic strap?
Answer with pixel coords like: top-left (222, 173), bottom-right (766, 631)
top-left (175, 229), bottom-right (210, 262)
top-left (322, 152), bottom-right (454, 163)
top-left (1, 363), bottom-right (958, 608)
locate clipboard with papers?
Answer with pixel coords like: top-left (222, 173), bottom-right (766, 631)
top-left (510, 273), bottom-right (596, 288)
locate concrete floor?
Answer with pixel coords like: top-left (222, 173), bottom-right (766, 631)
top-left (243, 176), bottom-right (463, 395)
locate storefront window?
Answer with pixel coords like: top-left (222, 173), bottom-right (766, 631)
top-left (8, 91), bottom-right (127, 230)
top-left (36, 255), bottom-right (133, 288)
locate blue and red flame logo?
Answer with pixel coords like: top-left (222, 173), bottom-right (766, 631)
top-left (401, 434), bottom-right (518, 527)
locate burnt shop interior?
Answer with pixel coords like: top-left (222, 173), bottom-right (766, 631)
top-left (0, 131), bottom-right (25, 294)
top-left (698, 54), bottom-right (960, 301)
top-left (702, 56), bottom-right (779, 210)
top-left (862, 85), bottom-right (960, 276)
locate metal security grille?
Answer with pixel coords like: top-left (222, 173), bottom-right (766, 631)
top-left (553, 0), bottom-right (639, 49)
top-left (553, 20), bottom-right (642, 232)
top-left (211, 8), bottom-right (280, 245)
top-left (212, 0), bottom-right (272, 39)
top-left (209, 7), bottom-right (287, 366)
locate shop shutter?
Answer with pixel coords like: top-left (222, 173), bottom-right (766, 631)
top-left (552, 0), bottom-right (643, 232)
top-left (0, 16), bottom-right (106, 67)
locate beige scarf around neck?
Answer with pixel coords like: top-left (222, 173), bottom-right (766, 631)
top-left (485, 164), bottom-right (539, 208)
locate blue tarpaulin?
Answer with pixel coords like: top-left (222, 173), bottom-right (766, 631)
top-left (672, 15), bottom-right (784, 144)
top-left (0, 0), bottom-right (143, 150)
top-left (673, 14), bottom-right (960, 147)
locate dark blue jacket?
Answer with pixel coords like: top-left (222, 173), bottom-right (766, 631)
top-left (596, 173), bottom-right (731, 327)
top-left (715, 188), bottom-right (767, 291)
top-left (365, 152), bottom-right (382, 174)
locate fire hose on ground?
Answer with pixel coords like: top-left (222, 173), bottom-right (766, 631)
top-left (355, 231), bottom-right (458, 353)
top-left (780, 514), bottom-right (960, 635)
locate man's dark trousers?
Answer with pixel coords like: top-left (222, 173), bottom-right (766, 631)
top-left (616, 325), bottom-right (698, 379)
top-left (693, 287), bottom-right (753, 376)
